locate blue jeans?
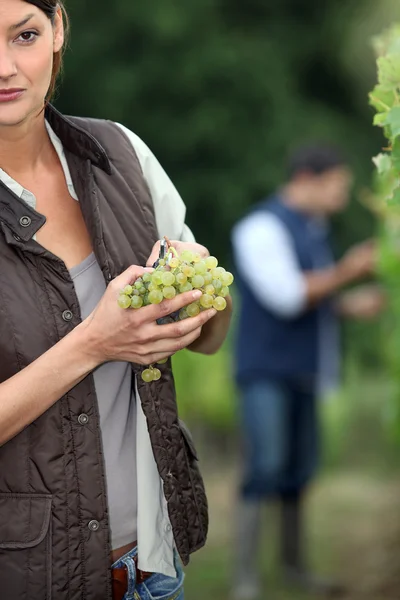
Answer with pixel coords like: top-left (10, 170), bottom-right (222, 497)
top-left (239, 378), bottom-right (318, 499)
top-left (112, 547), bottom-right (184, 600)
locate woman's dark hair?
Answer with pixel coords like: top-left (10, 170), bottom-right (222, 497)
top-left (24, 1), bottom-right (70, 99)
top-left (287, 143), bottom-right (347, 180)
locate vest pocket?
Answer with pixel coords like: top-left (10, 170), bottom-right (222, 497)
top-left (0, 493), bottom-right (52, 600)
top-left (178, 420), bottom-right (209, 551)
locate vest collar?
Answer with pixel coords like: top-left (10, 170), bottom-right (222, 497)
top-left (45, 104), bottom-right (112, 175)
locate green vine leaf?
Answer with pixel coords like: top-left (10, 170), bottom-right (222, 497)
top-left (373, 112), bottom-right (388, 126)
top-left (388, 186), bottom-right (400, 205)
top-left (373, 153), bottom-right (393, 174)
top-left (369, 85), bottom-right (396, 112)
top-left (392, 138), bottom-right (400, 171)
top-left (385, 106), bottom-right (400, 138)
top-left (377, 54), bottom-right (400, 90)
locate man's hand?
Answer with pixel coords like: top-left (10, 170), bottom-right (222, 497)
top-left (146, 240), bottom-right (209, 267)
top-left (337, 284), bottom-right (386, 320)
top-left (337, 240), bottom-right (377, 284)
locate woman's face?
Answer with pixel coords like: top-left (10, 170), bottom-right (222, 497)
top-left (0, 0), bottom-right (63, 128)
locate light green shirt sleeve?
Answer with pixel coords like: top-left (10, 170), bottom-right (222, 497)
top-left (115, 123), bottom-right (195, 244)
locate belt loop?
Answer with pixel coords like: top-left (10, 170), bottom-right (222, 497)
top-left (121, 554), bottom-right (137, 597)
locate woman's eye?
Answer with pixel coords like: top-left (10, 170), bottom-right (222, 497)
top-left (16, 31), bottom-right (38, 44)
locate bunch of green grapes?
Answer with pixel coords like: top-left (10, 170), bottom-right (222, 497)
top-left (117, 247), bottom-right (234, 382)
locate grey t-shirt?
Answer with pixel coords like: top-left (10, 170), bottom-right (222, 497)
top-left (69, 253), bottom-right (138, 549)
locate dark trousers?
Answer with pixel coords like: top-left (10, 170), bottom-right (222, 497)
top-left (239, 378), bottom-right (318, 499)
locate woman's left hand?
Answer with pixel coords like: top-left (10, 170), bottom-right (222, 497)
top-left (146, 240), bottom-right (209, 267)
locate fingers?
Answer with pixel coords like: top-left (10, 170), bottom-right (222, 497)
top-left (138, 326), bottom-right (204, 364)
top-left (138, 290), bottom-right (205, 323)
top-left (173, 241), bottom-right (209, 258)
top-left (110, 265), bottom-right (153, 290)
top-left (152, 308), bottom-right (217, 340)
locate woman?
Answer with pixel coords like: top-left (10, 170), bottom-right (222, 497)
top-left (0, 1), bottom-right (232, 599)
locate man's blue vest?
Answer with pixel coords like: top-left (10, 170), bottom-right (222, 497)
top-left (233, 196), bottom-right (334, 387)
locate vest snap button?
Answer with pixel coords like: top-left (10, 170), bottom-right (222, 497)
top-left (19, 216), bottom-right (32, 228)
top-left (78, 413), bottom-right (89, 426)
top-left (62, 310), bottom-right (73, 322)
top-left (88, 520), bottom-right (100, 532)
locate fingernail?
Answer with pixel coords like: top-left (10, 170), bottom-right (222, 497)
top-left (192, 290), bottom-right (202, 299)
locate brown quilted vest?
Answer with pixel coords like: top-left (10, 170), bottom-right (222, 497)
top-left (0, 105), bottom-right (208, 600)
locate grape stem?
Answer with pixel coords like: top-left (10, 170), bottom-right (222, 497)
top-left (168, 247), bottom-right (179, 259)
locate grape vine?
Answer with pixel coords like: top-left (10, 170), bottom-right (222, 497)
top-left (370, 25), bottom-right (400, 437)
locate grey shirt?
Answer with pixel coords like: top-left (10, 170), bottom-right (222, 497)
top-left (69, 253), bottom-right (138, 549)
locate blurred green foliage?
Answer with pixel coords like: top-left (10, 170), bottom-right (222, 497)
top-left (57, 1), bottom-right (400, 260)
top-left (368, 24), bottom-right (400, 440)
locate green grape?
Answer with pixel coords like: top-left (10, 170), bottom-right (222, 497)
top-left (211, 268), bottom-right (221, 279)
top-left (148, 290), bottom-right (163, 304)
top-left (131, 296), bottom-right (143, 309)
top-left (152, 368), bottom-right (162, 381)
top-left (194, 261), bottom-right (207, 275)
top-left (219, 286), bottom-right (229, 298)
top-left (180, 250), bottom-right (194, 263)
top-left (161, 271), bottom-right (176, 286)
top-left (179, 282), bottom-right (193, 293)
top-left (179, 308), bottom-right (189, 320)
top-left (158, 259), bottom-right (166, 266)
top-left (157, 358), bottom-right (169, 365)
top-left (212, 279), bottom-right (223, 292)
top-left (176, 272), bottom-right (187, 285)
top-left (143, 272), bottom-right (152, 283)
top-left (123, 285), bottom-right (133, 295)
top-left (182, 265), bottom-right (195, 278)
top-left (205, 256), bottom-right (218, 270)
top-left (211, 267), bottom-right (226, 279)
top-left (148, 283), bottom-right (159, 292)
top-left (142, 369), bottom-right (154, 383)
top-left (205, 284), bottom-right (215, 296)
top-left (139, 286), bottom-right (147, 295)
top-left (169, 257), bottom-right (180, 269)
top-left (221, 272), bottom-right (234, 286)
top-left (192, 275), bottom-right (205, 289)
top-left (132, 289), bottom-right (140, 296)
top-left (143, 293), bottom-right (150, 306)
top-left (203, 272), bottom-right (213, 285)
top-left (163, 286), bottom-right (176, 299)
top-left (134, 280), bottom-right (143, 290)
top-left (152, 272), bottom-right (163, 286)
top-left (200, 294), bottom-right (214, 309)
top-left (118, 294), bottom-right (131, 309)
top-left (213, 297), bottom-right (227, 311)
top-left (192, 253), bottom-right (201, 263)
top-left (187, 302), bottom-right (200, 317)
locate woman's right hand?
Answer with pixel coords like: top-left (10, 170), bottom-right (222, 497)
top-left (81, 265), bottom-right (217, 366)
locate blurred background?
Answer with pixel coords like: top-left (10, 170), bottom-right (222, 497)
top-left (58, 1), bottom-right (400, 598)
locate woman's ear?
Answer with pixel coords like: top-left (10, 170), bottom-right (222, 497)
top-left (53, 7), bottom-right (65, 54)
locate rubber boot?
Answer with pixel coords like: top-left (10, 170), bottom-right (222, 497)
top-left (281, 493), bottom-right (346, 597)
top-left (230, 499), bottom-right (263, 600)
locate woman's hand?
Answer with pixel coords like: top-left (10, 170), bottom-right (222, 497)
top-left (81, 265), bottom-right (217, 367)
top-left (146, 240), bottom-right (209, 267)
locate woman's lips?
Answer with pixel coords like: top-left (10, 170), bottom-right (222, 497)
top-left (0, 89), bottom-right (25, 103)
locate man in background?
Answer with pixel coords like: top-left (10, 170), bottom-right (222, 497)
top-left (230, 144), bottom-right (384, 600)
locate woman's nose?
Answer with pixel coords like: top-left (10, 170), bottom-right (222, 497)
top-left (0, 48), bottom-right (18, 81)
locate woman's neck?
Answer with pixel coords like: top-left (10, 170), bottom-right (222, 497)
top-left (0, 110), bottom-right (52, 179)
